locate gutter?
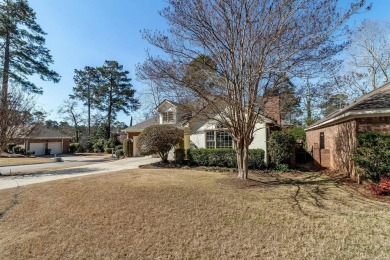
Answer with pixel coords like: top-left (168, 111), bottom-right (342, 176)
top-left (305, 108), bottom-right (390, 131)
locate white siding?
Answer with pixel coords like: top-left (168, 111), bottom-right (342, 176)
top-left (189, 121), bottom-right (269, 163)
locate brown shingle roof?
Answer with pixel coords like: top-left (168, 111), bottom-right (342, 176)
top-left (26, 128), bottom-right (72, 139)
top-left (307, 83), bottom-right (390, 130)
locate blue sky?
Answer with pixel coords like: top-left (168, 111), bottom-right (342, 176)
top-left (28, 0), bottom-right (389, 125)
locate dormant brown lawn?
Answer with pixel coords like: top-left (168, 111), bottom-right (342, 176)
top-left (1, 169), bottom-right (390, 259)
top-left (0, 157), bottom-right (53, 167)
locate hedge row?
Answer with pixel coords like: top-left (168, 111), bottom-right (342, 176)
top-left (181, 148), bottom-right (265, 169)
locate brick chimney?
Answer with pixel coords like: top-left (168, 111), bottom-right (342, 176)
top-left (264, 95), bottom-right (281, 125)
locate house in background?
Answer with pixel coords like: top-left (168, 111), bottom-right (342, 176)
top-left (123, 97), bottom-right (284, 164)
top-left (306, 83), bottom-right (390, 178)
top-left (20, 128), bottom-right (72, 156)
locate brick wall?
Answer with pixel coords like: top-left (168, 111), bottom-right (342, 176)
top-left (356, 116), bottom-right (390, 133)
top-left (264, 95), bottom-right (281, 125)
top-left (306, 120), bottom-right (357, 177)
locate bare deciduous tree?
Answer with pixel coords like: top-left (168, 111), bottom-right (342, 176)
top-left (138, 0), bottom-right (368, 180)
top-left (346, 19), bottom-right (390, 93)
top-left (0, 86), bottom-right (43, 150)
top-left (58, 100), bottom-right (85, 142)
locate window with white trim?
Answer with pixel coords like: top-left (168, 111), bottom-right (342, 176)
top-left (205, 130), bottom-right (233, 149)
top-left (162, 111), bottom-right (174, 123)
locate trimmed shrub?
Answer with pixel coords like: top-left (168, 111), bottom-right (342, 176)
top-left (26, 151), bottom-right (35, 156)
top-left (123, 139), bottom-right (131, 157)
top-left (371, 177), bottom-right (390, 196)
top-left (174, 148), bottom-right (186, 164)
top-left (115, 149), bottom-right (124, 159)
top-left (12, 146), bottom-right (22, 154)
top-left (137, 125), bottom-right (184, 162)
top-left (7, 144), bottom-right (16, 153)
top-left (105, 148), bottom-right (113, 154)
top-left (20, 148), bottom-right (26, 155)
top-left (115, 145), bottom-right (123, 151)
top-left (268, 131), bottom-right (295, 166)
top-left (188, 148), bottom-right (265, 169)
top-left (69, 143), bottom-right (79, 154)
top-left (248, 149), bottom-right (266, 169)
top-left (353, 131), bottom-right (390, 182)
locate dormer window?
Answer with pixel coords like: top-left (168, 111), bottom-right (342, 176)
top-left (162, 111), bottom-right (174, 123)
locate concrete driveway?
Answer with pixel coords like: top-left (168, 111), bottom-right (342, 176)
top-left (0, 156), bottom-right (160, 190)
top-left (0, 154), bottom-right (116, 175)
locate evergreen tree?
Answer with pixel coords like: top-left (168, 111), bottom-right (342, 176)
top-left (94, 60), bottom-right (139, 139)
top-left (70, 66), bottom-right (98, 135)
top-left (0, 0), bottom-right (60, 151)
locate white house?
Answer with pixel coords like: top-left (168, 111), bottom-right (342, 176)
top-left (123, 98), bottom-right (283, 163)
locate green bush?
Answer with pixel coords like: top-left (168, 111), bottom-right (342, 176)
top-left (268, 131), bottom-right (295, 166)
top-left (115, 149), bottom-right (124, 159)
top-left (188, 148), bottom-right (265, 169)
top-left (275, 163), bottom-right (289, 172)
top-left (115, 145), bottom-right (123, 151)
top-left (138, 125), bottom-right (183, 162)
top-left (12, 146), bottom-right (22, 154)
top-left (174, 148), bottom-right (186, 164)
top-left (93, 138), bottom-right (105, 153)
top-left (353, 131), bottom-right (390, 182)
top-left (69, 143), bottom-right (79, 154)
top-left (105, 147), bottom-right (113, 154)
top-left (7, 144), bottom-right (16, 153)
top-left (123, 139), bottom-right (131, 157)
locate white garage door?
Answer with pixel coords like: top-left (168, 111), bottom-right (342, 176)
top-left (30, 143), bottom-right (45, 156)
top-left (48, 142), bottom-right (62, 155)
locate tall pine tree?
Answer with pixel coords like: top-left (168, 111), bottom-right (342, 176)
top-left (70, 66), bottom-right (98, 135)
top-left (95, 60), bottom-right (139, 139)
top-left (0, 0), bottom-right (60, 151)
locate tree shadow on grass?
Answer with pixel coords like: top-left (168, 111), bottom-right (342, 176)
top-left (216, 173), bottom-right (338, 215)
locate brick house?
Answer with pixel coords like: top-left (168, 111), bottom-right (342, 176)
top-left (306, 83), bottom-right (390, 178)
top-left (21, 128), bottom-right (72, 156)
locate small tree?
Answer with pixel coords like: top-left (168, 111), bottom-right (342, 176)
top-left (137, 125), bottom-right (183, 162)
top-left (268, 131), bottom-right (296, 166)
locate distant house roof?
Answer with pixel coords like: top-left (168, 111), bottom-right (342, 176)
top-left (306, 83), bottom-right (390, 131)
top-left (122, 116), bottom-right (160, 132)
top-left (26, 128), bottom-right (72, 139)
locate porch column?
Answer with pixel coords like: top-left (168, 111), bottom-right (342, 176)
top-left (184, 127), bottom-right (190, 150)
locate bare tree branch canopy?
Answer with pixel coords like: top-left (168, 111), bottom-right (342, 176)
top-left (2, 86), bottom-right (42, 146)
top-left (58, 100), bottom-right (85, 143)
top-left (137, 0), bottom-right (368, 180)
top-left (346, 19), bottom-right (390, 93)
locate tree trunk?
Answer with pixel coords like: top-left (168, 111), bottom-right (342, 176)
top-left (236, 138), bottom-right (249, 180)
top-left (87, 83), bottom-right (91, 136)
top-left (0, 31), bottom-right (11, 152)
top-left (106, 79), bottom-right (113, 139)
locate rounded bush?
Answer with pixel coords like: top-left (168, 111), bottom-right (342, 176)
top-left (268, 131), bottom-right (295, 166)
top-left (115, 149), bottom-right (124, 159)
top-left (137, 125), bottom-right (183, 162)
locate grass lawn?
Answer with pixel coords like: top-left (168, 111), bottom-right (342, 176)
top-left (0, 157), bottom-right (53, 167)
top-left (1, 169), bottom-right (390, 259)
